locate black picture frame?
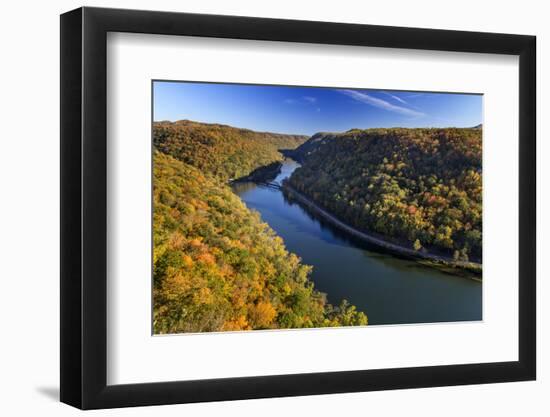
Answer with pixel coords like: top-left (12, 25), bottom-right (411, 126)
top-left (60, 6), bottom-right (536, 410)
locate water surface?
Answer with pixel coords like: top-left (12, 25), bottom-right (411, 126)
top-left (232, 159), bottom-right (482, 325)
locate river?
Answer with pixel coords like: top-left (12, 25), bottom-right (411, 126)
top-left (231, 159), bottom-right (482, 325)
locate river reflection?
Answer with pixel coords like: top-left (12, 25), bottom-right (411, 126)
top-left (231, 159), bottom-right (482, 325)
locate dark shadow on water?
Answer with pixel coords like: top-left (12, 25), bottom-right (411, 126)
top-left (283, 192), bottom-right (481, 281)
top-left (235, 181), bottom-right (480, 282)
top-left (250, 193), bottom-right (353, 250)
top-left (230, 181), bottom-right (258, 194)
top-left (232, 163), bottom-right (481, 324)
top-left (282, 192), bottom-right (393, 251)
top-left (36, 386), bottom-right (59, 401)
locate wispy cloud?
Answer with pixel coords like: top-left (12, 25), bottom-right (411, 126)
top-left (339, 89), bottom-right (425, 118)
top-left (284, 96), bottom-right (320, 112)
top-left (404, 93), bottom-right (424, 99)
top-left (382, 92), bottom-right (407, 104)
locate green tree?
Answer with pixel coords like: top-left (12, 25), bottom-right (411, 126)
top-left (153, 150), bottom-right (367, 334)
top-left (288, 127), bottom-right (482, 261)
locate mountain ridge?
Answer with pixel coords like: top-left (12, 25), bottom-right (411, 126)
top-left (287, 127), bottom-right (483, 262)
top-left (153, 120), bottom-right (308, 181)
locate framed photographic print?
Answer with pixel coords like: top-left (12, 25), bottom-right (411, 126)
top-left (60, 6), bottom-right (536, 409)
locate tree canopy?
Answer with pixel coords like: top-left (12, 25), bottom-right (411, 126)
top-left (153, 123), bottom-right (367, 334)
top-left (287, 128), bottom-right (482, 262)
top-left (153, 120), bottom-right (307, 181)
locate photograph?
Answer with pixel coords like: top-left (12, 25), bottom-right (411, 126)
top-left (50, 2), bottom-right (539, 412)
top-left (152, 81), bottom-right (483, 334)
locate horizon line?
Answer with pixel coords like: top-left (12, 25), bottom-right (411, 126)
top-left (153, 118), bottom-right (483, 137)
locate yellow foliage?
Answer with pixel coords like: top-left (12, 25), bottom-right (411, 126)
top-left (222, 315), bottom-right (250, 331)
top-left (249, 301), bottom-right (277, 328)
top-left (181, 254), bottom-right (194, 268)
top-left (153, 150), bottom-right (367, 334)
top-left (193, 287), bottom-right (214, 305)
top-left (163, 272), bottom-right (191, 299)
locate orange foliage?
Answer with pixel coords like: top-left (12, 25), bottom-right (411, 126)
top-left (249, 301), bottom-right (277, 328)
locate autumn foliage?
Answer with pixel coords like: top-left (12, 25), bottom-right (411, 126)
top-left (153, 120), bottom-right (307, 181)
top-left (287, 128), bottom-right (482, 261)
top-left (153, 122), bottom-right (367, 334)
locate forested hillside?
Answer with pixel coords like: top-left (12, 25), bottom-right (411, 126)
top-left (153, 151), bottom-right (367, 333)
top-left (287, 128), bottom-right (482, 262)
top-left (153, 120), bottom-right (307, 181)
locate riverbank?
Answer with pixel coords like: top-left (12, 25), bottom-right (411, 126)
top-left (282, 183), bottom-right (482, 277)
top-left (233, 161), bottom-right (482, 324)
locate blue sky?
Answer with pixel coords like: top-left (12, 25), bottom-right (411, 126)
top-left (153, 81), bottom-right (482, 135)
